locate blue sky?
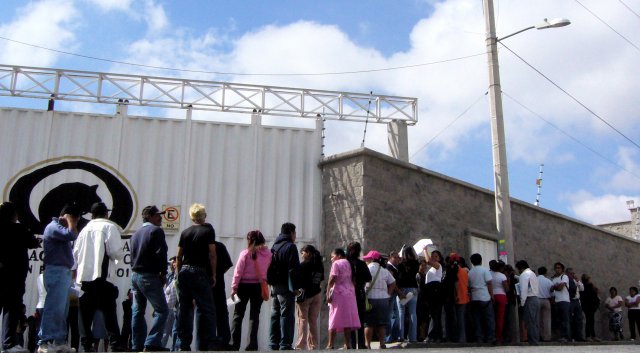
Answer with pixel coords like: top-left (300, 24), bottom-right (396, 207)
top-left (1, 0), bottom-right (639, 226)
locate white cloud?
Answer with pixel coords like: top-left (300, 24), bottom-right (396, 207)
top-left (85, 0), bottom-right (132, 12)
top-left (565, 190), bottom-right (639, 225)
top-left (0, 0), bottom-right (79, 66)
top-left (609, 147), bottom-right (640, 192)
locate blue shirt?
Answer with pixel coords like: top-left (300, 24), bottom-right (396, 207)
top-left (43, 218), bottom-right (78, 268)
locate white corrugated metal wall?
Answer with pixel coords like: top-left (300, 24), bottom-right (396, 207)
top-left (0, 107), bottom-right (322, 349)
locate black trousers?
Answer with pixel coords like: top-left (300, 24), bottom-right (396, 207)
top-left (231, 283), bottom-right (263, 350)
top-left (1, 272), bottom-right (27, 350)
top-left (79, 279), bottom-right (121, 350)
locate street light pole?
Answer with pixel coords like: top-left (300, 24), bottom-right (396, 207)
top-left (483, 0), bottom-right (514, 265)
top-left (483, 0), bottom-right (570, 266)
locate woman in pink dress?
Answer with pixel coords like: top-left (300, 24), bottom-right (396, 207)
top-left (326, 248), bottom-right (361, 349)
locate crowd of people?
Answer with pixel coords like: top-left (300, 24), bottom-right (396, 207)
top-left (1, 200), bottom-right (640, 353)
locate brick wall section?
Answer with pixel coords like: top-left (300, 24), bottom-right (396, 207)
top-left (320, 148), bottom-right (640, 339)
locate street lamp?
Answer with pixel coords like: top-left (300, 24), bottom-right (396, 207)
top-left (483, 0), bottom-right (570, 266)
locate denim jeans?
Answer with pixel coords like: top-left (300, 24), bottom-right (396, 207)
top-left (269, 291), bottom-right (295, 350)
top-left (554, 301), bottom-right (571, 340)
top-left (455, 303), bottom-right (467, 343)
top-left (232, 283), bottom-right (263, 350)
top-left (398, 288), bottom-right (418, 342)
top-left (385, 294), bottom-right (401, 342)
top-left (470, 300), bottom-right (495, 343)
top-left (38, 265), bottom-right (72, 345)
top-left (522, 296), bottom-right (540, 345)
top-left (131, 271), bottom-right (169, 350)
top-left (175, 266), bottom-right (217, 351)
top-left (569, 299), bottom-right (584, 341)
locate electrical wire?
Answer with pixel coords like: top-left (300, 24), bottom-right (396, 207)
top-left (575, 0), bottom-right (640, 52)
top-left (0, 35), bottom-right (486, 77)
top-left (499, 42), bottom-right (640, 151)
top-left (619, 0), bottom-right (640, 20)
top-left (502, 90), bottom-right (640, 181)
top-left (409, 91), bottom-right (487, 161)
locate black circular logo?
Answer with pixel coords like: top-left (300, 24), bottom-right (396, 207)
top-left (3, 157), bottom-right (137, 234)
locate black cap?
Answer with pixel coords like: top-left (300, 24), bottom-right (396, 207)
top-left (90, 202), bottom-right (111, 216)
top-left (60, 203), bottom-right (82, 217)
top-left (142, 205), bottom-right (166, 219)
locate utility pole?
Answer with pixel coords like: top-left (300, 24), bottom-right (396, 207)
top-left (484, 0), bottom-right (515, 265)
top-left (535, 164), bottom-right (544, 206)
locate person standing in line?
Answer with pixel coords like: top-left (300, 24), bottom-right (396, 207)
top-left (161, 258), bottom-right (178, 350)
top-left (73, 202), bottom-right (125, 352)
top-left (0, 202), bottom-right (39, 353)
top-left (294, 245), bottom-right (324, 350)
top-left (625, 286), bottom-right (640, 341)
top-left (267, 222), bottom-right (302, 351)
top-left (230, 230), bottom-right (271, 351)
top-left (362, 250), bottom-right (397, 349)
top-left (441, 253), bottom-right (460, 343)
top-left (38, 204), bottom-right (80, 353)
top-left (345, 242), bottom-right (371, 349)
top-left (121, 290), bottom-right (133, 350)
top-left (550, 262), bottom-right (571, 342)
top-left (384, 251), bottom-right (401, 344)
top-left (423, 249), bottom-right (444, 343)
top-left (210, 240), bottom-right (233, 348)
top-left (175, 203), bottom-right (219, 351)
top-left (536, 267), bottom-right (553, 342)
top-left (515, 260), bottom-right (540, 346)
top-left (325, 248), bottom-right (360, 349)
top-left (396, 246), bottom-right (420, 343)
top-left (467, 253), bottom-right (495, 344)
top-left (489, 260), bottom-right (508, 344)
top-left (604, 287), bottom-right (624, 340)
top-left (580, 274), bottom-right (600, 342)
top-left (130, 205), bottom-right (169, 352)
top-left (565, 268), bottom-right (584, 342)
top-left (455, 257), bottom-right (470, 343)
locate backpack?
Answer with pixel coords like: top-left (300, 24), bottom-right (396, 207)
top-left (266, 242), bottom-right (286, 285)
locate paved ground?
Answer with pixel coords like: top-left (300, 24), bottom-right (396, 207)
top-left (364, 340), bottom-right (640, 352)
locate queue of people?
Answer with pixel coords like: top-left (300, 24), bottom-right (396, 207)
top-left (2, 199), bottom-right (640, 352)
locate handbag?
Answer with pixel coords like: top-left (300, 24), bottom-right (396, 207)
top-left (253, 253), bottom-right (270, 301)
top-left (364, 265), bottom-right (381, 312)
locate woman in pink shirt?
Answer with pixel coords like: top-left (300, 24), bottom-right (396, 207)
top-left (230, 230), bottom-right (272, 351)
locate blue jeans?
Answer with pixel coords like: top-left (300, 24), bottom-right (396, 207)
top-left (522, 297), bottom-right (540, 345)
top-left (398, 288), bottom-right (418, 342)
top-left (470, 300), bottom-right (495, 343)
top-left (269, 290), bottom-right (295, 350)
top-left (131, 272), bottom-right (169, 350)
top-left (385, 294), bottom-right (401, 342)
top-left (455, 303), bottom-right (467, 343)
top-left (38, 265), bottom-right (72, 345)
top-left (554, 301), bottom-right (571, 340)
top-left (175, 266), bottom-right (217, 351)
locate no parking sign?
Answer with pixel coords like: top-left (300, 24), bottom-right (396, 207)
top-left (161, 205), bottom-right (181, 233)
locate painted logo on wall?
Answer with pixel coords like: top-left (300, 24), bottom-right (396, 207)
top-left (3, 157), bottom-right (138, 234)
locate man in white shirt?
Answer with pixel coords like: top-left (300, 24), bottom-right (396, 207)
top-left (73, 202), bottom-right (125, 352)
top-left (551, 262), bottom-right (571, 342)
top-left (536, 267), bottom-right (553, 341)
top-left (467, 253), bottom-right (495, 344)
top-left (516, 260), bottom-right (540, 346)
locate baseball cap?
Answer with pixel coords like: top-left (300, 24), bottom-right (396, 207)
top-left (142, 205), bottom-right (166, 218)
top-left (362, 250), bottom-right (381, 261)
top-left (90, 202), bottom-right (111, 215)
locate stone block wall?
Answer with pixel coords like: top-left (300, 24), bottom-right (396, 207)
top-left (320, 148), bottom-right (640, 340)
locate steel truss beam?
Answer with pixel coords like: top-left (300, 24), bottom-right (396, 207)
top-left (0, 65), bottom-right (418, 124)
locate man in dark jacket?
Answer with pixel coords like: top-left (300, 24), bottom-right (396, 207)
top-left (0, 202), bottom-right (39, 353)
top-left (130, 205), bottom-right (169, 352)
top-left (267, 222), bottom-right (301, 350)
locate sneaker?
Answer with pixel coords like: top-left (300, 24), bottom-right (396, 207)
top-left (55, 345), bottom-right (76, 353)
top-left (37, 343), bottom-right (52, 353)
top-left (4, 346), bottom-right (29, 353)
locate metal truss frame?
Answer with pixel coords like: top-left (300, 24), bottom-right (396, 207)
top-left (0, 65), bottom-right (418, 124)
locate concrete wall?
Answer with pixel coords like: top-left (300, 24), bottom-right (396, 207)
top-left (320, 148), bottom-right (640, 340)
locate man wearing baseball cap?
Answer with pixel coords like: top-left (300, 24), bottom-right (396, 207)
top-left (130, 205), bottom-right (169, 352)
top-left (73, 202), bottom-right (126, 352)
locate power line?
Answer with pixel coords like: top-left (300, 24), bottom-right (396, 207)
top-left (499, 42), bottom-right (640, 151)
top-left (0, 35), bottom-right (486, 77)
top-left (410, 91), bottom-right (487, 161)
top-left (575, 0), bottom-right (640, 52)
top-left (619, 0), bottom-right (640, 20)
top-left (502, 90), bottom-right (640, 181)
